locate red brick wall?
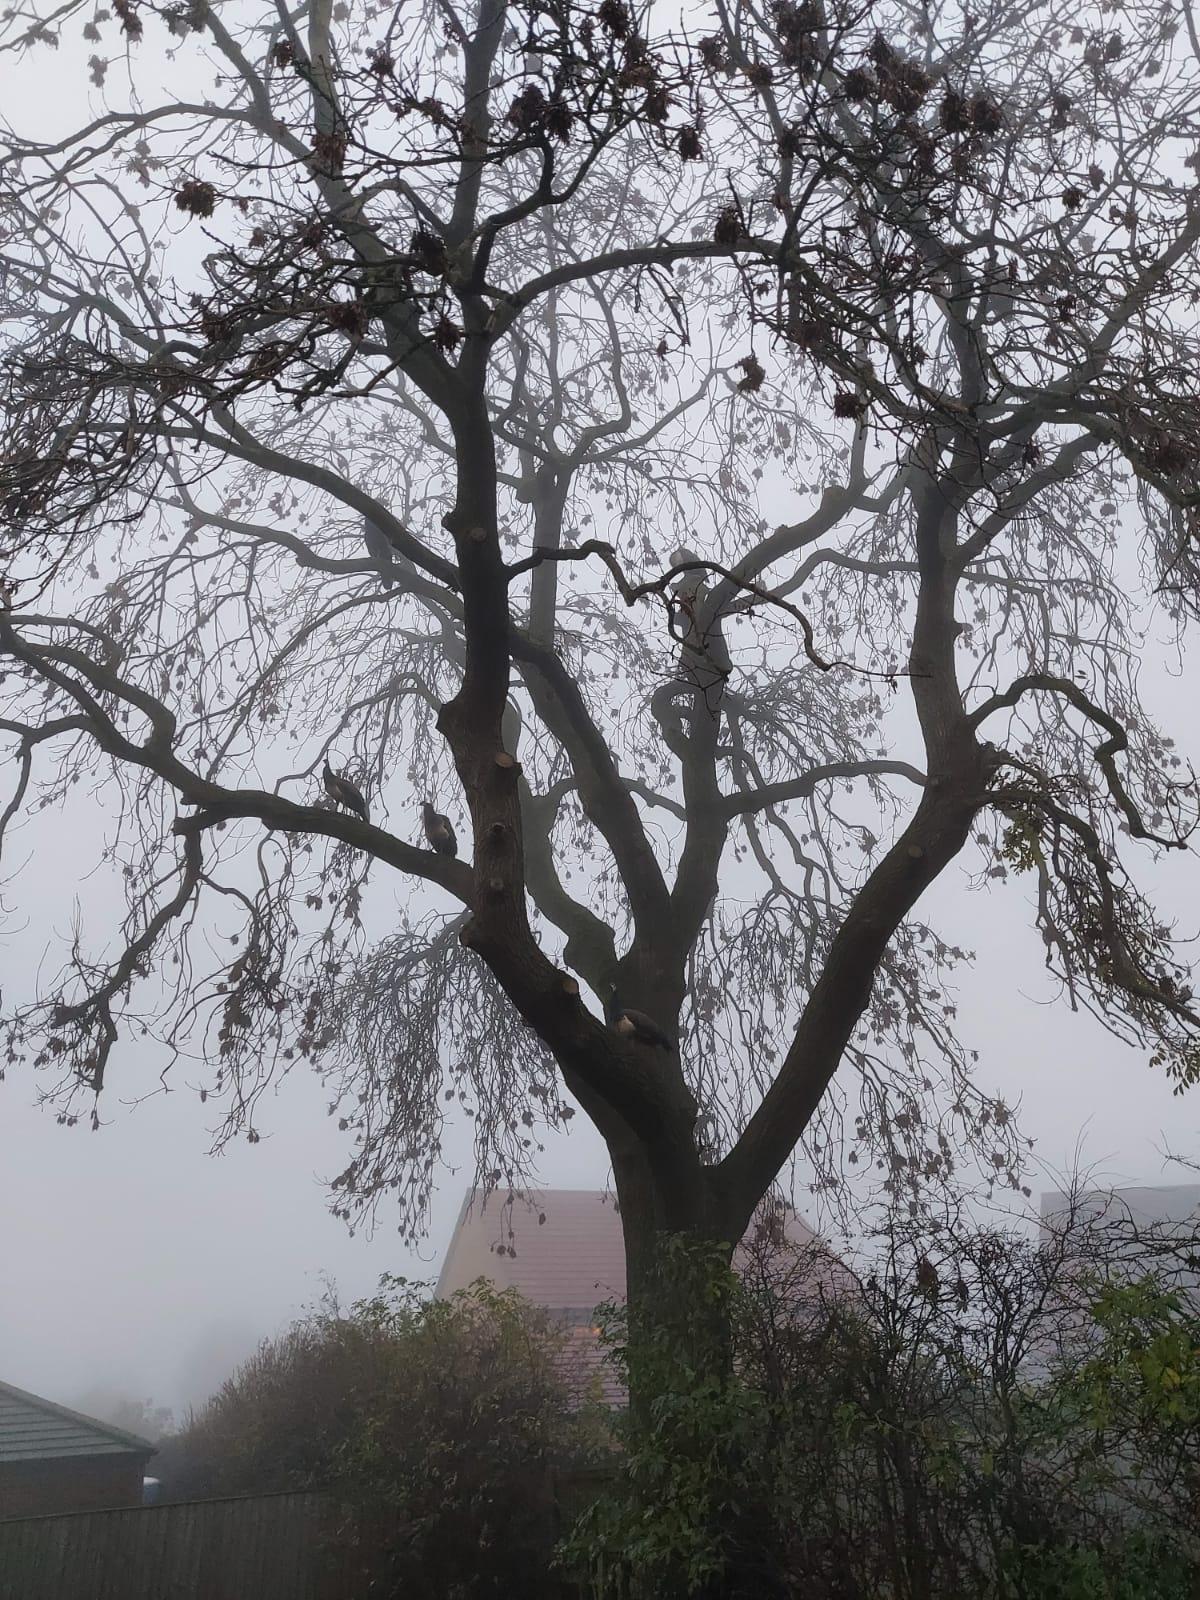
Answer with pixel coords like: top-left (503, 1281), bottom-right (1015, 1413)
top-left (0, 1455), bottom-right (149, 1519)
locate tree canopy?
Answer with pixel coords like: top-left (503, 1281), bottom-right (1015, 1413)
top-left (2, 0), bottom-right (1200, 1268)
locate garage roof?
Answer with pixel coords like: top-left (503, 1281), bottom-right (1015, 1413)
top-left (0, 1380), bottom-right (154, 1464)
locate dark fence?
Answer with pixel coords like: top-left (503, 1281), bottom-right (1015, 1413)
top-left (0, 1489), bottom-right (355, 1600)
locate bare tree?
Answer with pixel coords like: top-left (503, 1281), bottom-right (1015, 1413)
top-left (2, 0), bottom-right (1200, 1439)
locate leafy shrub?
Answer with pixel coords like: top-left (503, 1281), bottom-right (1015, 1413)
top-left (562, 1215), bottom-right (1200, 1600)
top-left (158, 1206), bottom-right (1200, 1600)
top-left (159, 1276), bottom-right (603, 1598)
top-left (1004, 1533), bottom-right (1195, 1600)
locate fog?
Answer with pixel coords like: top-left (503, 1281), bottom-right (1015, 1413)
top-left (2, 807), bottom-right (1193, 1422)
top-left (0, 0), bottom-right (1197, 1438)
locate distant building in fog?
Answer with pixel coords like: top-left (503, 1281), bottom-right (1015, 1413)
top-left (0, 1379), bottom-right (155, 1519)
top-left (1032, 1182), bottom-right (1200, 1372)
top-left (1041, 1182), bottom-right (1200, 1288)
top-left (1041, 1182), bottom-right (1200, 1237)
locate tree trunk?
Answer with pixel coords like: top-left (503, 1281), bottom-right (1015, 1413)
top-left (614, 1146), bottom-right (734, 1396)
top-left (607, 1151), bottom-right (789, 1600)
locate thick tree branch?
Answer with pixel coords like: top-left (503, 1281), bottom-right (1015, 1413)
top-left (970, 675), bottom-right (1192, 849)
top-left (716, 774), bottom-right (991, 1228)
top-left (717, 468), bottom-right (987, 1227)
top-left (0, 619), bottom-right (474, 899)
top-left (199, 409), bottom-right (462, 590)
top-left (509, 541), bottom-right (908, 679)
top-left (511, 633), bottom-right (675, 950)
top-left (720, 760), bottom-right (926, 819)
top-left (498, 237), bottom-right (780, 330)
top-left (518, 774), bottom-right (618, 989)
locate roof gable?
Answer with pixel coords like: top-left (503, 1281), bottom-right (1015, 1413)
top-left (437, 1188), bottom-right (627, 1308)
top-left (435, 1187), bottom-right (827, 1310)
top-left (436, 1188), bottom-right (845, 1411)
top-left (0, 1381), bottom-right (155, 1464)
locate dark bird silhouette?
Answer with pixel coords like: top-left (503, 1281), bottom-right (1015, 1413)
top-left (422, 801), bottom-right (457, 857)
top-left (323, 759), bottom-right (369, 821)
top-left (916, 1256), bottom-right (940, 1301)
top-left (363, 514), bottom-right (399, 589)
top-left (362, 513), bottom-right (417, 590)
top-left (605, 987), bottom-right (674, 1050)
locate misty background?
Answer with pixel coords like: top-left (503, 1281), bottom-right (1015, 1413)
top-left (3, 746), bottom-right (1196, 1427)
top-left (0, 7), bottom-right (1197, 1440)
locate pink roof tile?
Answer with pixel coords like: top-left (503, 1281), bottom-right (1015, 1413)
top-left (555, 1321), bottom-right (627, 1409)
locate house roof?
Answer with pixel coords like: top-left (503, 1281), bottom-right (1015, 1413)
top-left (435, 1187), bottom-right (843, 1407)
top-left (436, 1188), bottom-right (629, 1309)
top-left (435, 1184), bottom-right (838, 1305)
top-left (556, 1317), bottom-right (627, 1410)
top-left (1041, 1183), bottom-right (1200, 1231)
top-left (436, 1187), bottom-right (830, 1309)
top-left (0, 1381), bottom-right (155, 1465)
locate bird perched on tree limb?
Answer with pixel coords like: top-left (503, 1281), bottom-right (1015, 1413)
top-left (323, 759), bottom-right (369, 821)
top-left (362, 513), bottom-right (414, 590)
top-left (605, 987), bottom-right (674, 1050)
top-left (422, 801), bottom-right (457, 857)
top-left (916, 1256), bottom-right (940, 1301)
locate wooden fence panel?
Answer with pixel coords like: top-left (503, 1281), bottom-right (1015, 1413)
top-left (0, 1489), bottom-right (356, 1600)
